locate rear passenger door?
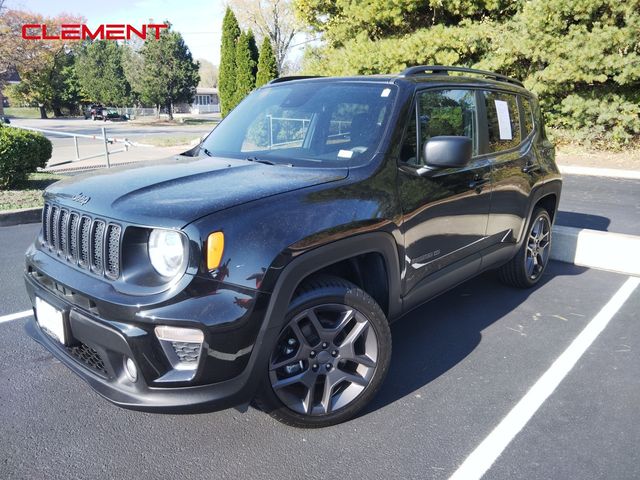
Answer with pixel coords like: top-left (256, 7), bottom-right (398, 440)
top-left (483, 91), bottom-right (538, 246)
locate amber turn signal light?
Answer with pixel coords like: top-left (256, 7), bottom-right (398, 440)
top-left (206, 232), bottom-right (224, 270)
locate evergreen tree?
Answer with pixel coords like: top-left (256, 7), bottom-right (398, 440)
top-left (297, 0), bottom-right (640, 146)
top-left (256, 37), bottom-right (278, 87)
top-left (219, 8), bottom-right (241, 116)
top-left (233, 30), bottom-right (258, 108)
top-left (139, 24), bottom-right (200, 120)
top-left (75, 41), bottom-right (131, 106)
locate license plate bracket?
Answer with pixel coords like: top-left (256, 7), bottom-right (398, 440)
top-left (35, 297), bottom-right (68, 345)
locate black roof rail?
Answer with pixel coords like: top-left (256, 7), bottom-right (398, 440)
top-left (268, 76), bottom-right (322, 85)
top-left (399, 65), bottom-right (523, 87)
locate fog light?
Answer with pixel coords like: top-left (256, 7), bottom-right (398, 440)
top-left (123, 356), bottom-right (138, 382)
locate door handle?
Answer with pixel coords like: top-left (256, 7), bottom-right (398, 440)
top-left (469, 178), bottom-right (489, 191)
top-left (522, 164), bottom-right (541, 174)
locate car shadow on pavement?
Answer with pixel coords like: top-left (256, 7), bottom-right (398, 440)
top-left (555, 211), bottom-right (610, 232)
top-left (362, 261), bottom-right (588, 416)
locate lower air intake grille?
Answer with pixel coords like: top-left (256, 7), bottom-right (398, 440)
top-left (171, 342), bottom-right (201, 363)
top-left (66, 343), bottom-right (108, 376)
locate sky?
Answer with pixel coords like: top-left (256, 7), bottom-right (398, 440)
top-left (5, 0), bottom-right (228, 64)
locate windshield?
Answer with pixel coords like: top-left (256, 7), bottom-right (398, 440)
top-left (201, 82), bottom-right (397, 167)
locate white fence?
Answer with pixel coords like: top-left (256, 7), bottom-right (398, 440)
top-left (8, 124), bottom-right (147, 170)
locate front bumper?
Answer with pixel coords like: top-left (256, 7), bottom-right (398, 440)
top-left (24, 248), bottom-right (274, 413)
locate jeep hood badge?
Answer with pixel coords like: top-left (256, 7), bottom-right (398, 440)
top-left (71, 192), bottom-right (91, 205)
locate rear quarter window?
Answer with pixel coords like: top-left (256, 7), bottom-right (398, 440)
top-left (521, 96), bottom-right (535, 137)
top-left (484, 91), bottom-right (521, 152)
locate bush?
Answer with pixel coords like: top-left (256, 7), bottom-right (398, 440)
top-left (0, 128), bottom-right (52, 189)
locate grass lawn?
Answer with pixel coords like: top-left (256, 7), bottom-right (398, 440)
top-left (3, 107), bottom-right (43, 119)
top-left (0, 173), bottom-right (64, 211)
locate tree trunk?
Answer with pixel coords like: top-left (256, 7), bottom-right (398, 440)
top-left (166, 101), bottom-right (173, 121)
top-left (38, 104), bottom-right (47, 119)
top-left (0, 87), bottom-right (5, 117)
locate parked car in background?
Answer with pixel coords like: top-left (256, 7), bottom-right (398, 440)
top-left (25, 66), bottom-right (561, 428)
top-left (84, 104), bottom-right (104, 120)
top-left (103, 109), bottom-right (128, 122)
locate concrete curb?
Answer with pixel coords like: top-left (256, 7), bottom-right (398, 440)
top-left (0, 207), bottom-right (42, 227)
top-left (551, 225), bottom-right (640, 276)
top-left (559, 165), bottom-right (640, 180)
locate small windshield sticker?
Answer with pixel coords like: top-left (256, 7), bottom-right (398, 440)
top-left (381, 88), bottom-right (391, 98)
top-left (494, 100), bottom-right (513, 140)
top-left (338, 149), bottom-right (354, 159)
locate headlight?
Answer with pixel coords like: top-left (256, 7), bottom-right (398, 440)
top-left (148, 229), bottom-right (187, 278)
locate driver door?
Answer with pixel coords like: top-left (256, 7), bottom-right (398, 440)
top-left (398, 88), bottom-right (492, 296)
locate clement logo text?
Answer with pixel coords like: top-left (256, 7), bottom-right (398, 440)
top-left (21, 23), bottom-right (169, 41)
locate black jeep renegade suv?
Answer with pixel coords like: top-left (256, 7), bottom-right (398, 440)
top-left (25, 66), bottom-right (561, 428)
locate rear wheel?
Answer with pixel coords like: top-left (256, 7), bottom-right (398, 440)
top-left (257, 275), bottom-right (391, 428)
top-left (499, 208), bottom-right (552, 288)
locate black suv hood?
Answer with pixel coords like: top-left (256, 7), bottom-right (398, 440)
top-left (44, 155), bottom-right (347, 227)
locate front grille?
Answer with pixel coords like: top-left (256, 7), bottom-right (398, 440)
top-left (42, 203), bottom-right (122, 280)
top-left (171, 341), bottom-right (201, 363)
top-left (66, 343), bottom-right (108, 376)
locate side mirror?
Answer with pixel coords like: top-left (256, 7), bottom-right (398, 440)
top-left (423, 136), bottom-right (472, 169)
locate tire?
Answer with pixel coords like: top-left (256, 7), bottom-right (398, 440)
top-left (498, 208), bottom-right (552, 288)
top-left (256, 275), bottom-right (391, 428)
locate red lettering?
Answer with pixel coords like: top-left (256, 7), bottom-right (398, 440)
top-left (126, 24), bottom-right (146, 40)
top-left (41, 24), bottom-right (59, 40)
top-left (106, 24), bottom-right (125, 40)
top-left (80, 24), bottom-right (104, 40)
top-left (147, 23), bottom-right (169, 39)
top-left (21, 24), bottom-right (40, 40)
top-left (61, 24), bottom-right (81, 40)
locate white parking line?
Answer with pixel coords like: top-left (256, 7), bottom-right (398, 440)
top-left (0, 309), bottom-right (33, 324)
top-left (449, 276), bottom-right (640, 480)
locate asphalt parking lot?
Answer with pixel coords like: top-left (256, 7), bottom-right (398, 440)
top-left (1, 219), bottom-right (638, 479)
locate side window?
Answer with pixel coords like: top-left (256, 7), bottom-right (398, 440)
top-left (521, 96), bottom-right (534, 137)
top-left (400, 89), bottom-right (478, 165)
top-left (484, 91), bottom-right (521, 152)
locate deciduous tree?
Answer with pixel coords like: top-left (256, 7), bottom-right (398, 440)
top-left (228, 0), bottom-right (300, 73)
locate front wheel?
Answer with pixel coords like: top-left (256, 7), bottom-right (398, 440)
top-left (257, 275), bottom-right (391, 428)
top-left (499, 208), bottom-right (552, 288)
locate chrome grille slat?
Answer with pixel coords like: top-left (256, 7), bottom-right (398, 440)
top-left (59, 209), bottom-right (69, 255)
top-left (105, 224), bottom-right (121, 279)
top-left (69, 213), bottom-right (80, 260)
top-left (91, 220), bottom-right (106, 273)
top-left (51, 206), bottom-right (61, 251)
top-left (79, 216), bottom-right (91, 268)
top-left (42, 203), bottom-right (122, 280)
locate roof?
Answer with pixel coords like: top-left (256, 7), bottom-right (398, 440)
top-left (196, 87), bottom-right (218, 95)
top-left (267, 66), bottom-right (527, 93)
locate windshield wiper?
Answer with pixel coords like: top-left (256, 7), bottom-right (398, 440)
top-left (245, 156), bottom-right (276, 165)
top-left (202, 147), bottom-right (213, 157)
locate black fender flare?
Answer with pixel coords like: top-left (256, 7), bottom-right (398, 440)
top-left (230, 231), bottom-right (403, 404)
top-left (517, 179), bottom-right (562, 246)
top-left (267, 232), bottom-right (403, 327)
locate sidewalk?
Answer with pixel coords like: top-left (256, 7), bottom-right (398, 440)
top-left (45, 137), bottom-right (190, 173)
